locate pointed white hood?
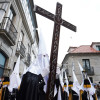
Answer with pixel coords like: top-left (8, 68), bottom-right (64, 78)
top-left (8, 56), bottom-right (21, 92)
top-left (59, 73), bottom-right (64, 88)
top-left (38, 28), bottom-right (47, 55)
top-left (64, 72), bottom-right (69, 96)
top-left (72, 70), bottom-right (81, 95)
top-left (87, 77), bottom-right (96, 95)
top-left (38, 28), bottom-right (49, 70)
top-left (72, 63), bottom-right (81, 95)
top-left (27, 58), bottom-right (41, 75)
top-left (26, 28), bottom-right (50, 93)
top-left (78, 61), bottom-right (96, 99)
top-left (78, 61), bottom-right (84, 73)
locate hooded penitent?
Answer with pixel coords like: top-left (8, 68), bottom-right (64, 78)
top-left (8, 55), bottom-right (21, 92)
top-left (17, 29), bottom-right (49, 100)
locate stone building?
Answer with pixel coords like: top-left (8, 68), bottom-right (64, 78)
top-left (62, 42), bottom-right (100, 84)
top-left (0, 0), bottom-right (39, 77)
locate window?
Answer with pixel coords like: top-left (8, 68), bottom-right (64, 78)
top-left (18, 30), bottom-right (24, 50)
top-left (96, 45), bottom-right (100, 51)
top-left (0, 3), bottom-right (9, 23)
top-left (7, 6), bottom-right (15, 21)
top-left (82, 59), bottom-right (90, 69)
top-left (5, 6), bottom-right (16, 32)
top-left (0, 2), bottom-right (9, 11)
top-left (9, 8), bottom-right (13, 20)
top-left (0, 52), bottom-right (6, 77)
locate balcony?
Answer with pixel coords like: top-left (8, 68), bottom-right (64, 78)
top-left (16, 41), bottom-right (26, 58)
top-left (25, 53), bottom-right (31, 66)
top-left (83, 66), bottom-right (94, 75)
top-left (0, 17), bottom-right (17, 46)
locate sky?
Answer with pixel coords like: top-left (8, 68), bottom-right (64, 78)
top-left (34, 0), bottom-right (100, 64)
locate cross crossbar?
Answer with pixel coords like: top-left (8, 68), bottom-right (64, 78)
top-left (34, 5), bottom-right (76, 32)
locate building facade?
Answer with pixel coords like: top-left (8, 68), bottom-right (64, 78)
top-left (0, 0), bottom-right (39, 77)
top-left (62, 42), bottom-right (100, 84)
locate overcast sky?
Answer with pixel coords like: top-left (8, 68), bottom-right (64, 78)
top-left (34, 0), bottom-right (100, 64)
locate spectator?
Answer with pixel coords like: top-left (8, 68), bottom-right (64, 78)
top-left (0, 78), bottom-right (2, 89)
top-left (0, 78), bottom-right (3, 100)
top-left (1, 77), bottom-right (4, 83)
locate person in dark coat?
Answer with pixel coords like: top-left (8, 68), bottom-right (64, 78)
top-left (53, 78), bottom-right (63, 100)
top-left (17, 72), bottom-right (46, 100)
top-left (72, 90), bottom-right (79, 100)
top-left (69, 81), bottom-right (79, 100)
top-left (82, 90), bottom-right (88, 100)
top-left (62, 89), bottom-right (68, 100)
top-left (62, 82), bottom-right (68, 100)
top-left (1, 77), bottom-right (10, 100)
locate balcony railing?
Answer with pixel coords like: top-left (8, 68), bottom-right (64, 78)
top-left (25, 53), bottom-right (31, 66)
top-left (0, 17), bottom-right (17, 45)
top-left (16, 41), bottom-right (26, 58)
top-left (83, 66), bottom-right (94, 75)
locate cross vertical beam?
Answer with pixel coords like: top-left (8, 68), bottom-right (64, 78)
top-left (46, 3), bottom-right (62, 100)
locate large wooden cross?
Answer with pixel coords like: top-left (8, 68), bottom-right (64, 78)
top-left (34, 2), bottom-right (76, 100)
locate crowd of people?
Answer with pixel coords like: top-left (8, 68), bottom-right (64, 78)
top-left (0, 76), bottom-right (100, 100)
top-left (0, 32), bottom-right (100, 100)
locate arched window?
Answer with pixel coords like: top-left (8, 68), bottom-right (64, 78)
top-left (0, 52), bottom-right (6, 77)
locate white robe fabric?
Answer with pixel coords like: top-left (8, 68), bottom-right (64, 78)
top-left (8, 56), bottom-right (21, 92)
top-left (57, 86), bottom-right (62, 100)
top-left (54, 84), bottom-right (57, 97)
